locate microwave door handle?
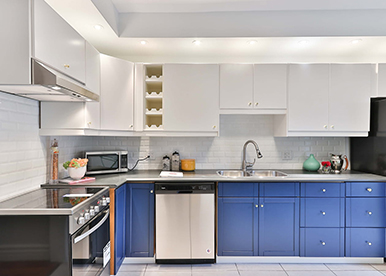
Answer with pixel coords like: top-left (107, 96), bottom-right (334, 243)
top-left (74, 210), bottom-right (109, 244)
top-left (118, 153), bottom-right (121, 171)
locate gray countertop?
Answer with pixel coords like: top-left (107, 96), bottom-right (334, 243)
top-left (41, 169), bottom-right (386, 188)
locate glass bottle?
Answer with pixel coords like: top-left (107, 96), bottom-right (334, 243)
top-left (49, 139), bottom-right (59, 184)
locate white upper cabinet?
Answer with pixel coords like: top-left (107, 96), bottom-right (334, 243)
top-left (276, 63), bottom-right (371, 137)
top-left (100, 54), bottom-right (134, 131)
top-left (163, 64), bottom-right (219, 132)
top-left (219, 64), bottom-right (287, 114)
top-left (377, 64), bottom-right (386, 97)
top-left (220, 64), bottom-right (253, 109)
top-left (288, 64), bottom-right (330, 131)
top-left (85, 42), bottom-right (101, 129)
top-left (254, 64), bottom-right (287, 109)
top-left (329, 64), bottom-right (371, 132)
top-left (33, 0), bottom-right (86, 83)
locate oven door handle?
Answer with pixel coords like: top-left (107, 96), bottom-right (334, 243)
top-left (74, 210), bottom-right (109, 244)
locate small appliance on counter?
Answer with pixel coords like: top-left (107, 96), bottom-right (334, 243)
top-left (85, 151), bottom-right (128, 175)
top-left (162, 155), bottom-right (171, 171)
top-left (330, 153), bottom-right (349, 174)
top-left (171, 151), bottom-right (180, 171)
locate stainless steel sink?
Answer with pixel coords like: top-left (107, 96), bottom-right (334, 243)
top-left (216, 170), bottom-right (287, 178)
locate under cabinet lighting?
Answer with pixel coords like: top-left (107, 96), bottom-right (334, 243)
top-left (51, 86), bottom-right (61, 90)
top-left (94, 24), bottom-right (104, 30)
top-left (247, 40), bottom-right (257, 45)
top-left (351, 39), bottom-right (362, 44)
top-left (192, 40), bottom-right (201, 46)
top-left (140, 40), bottom-right (148, 45)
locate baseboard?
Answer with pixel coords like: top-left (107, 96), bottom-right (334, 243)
top-left (123, 257), bottom-right (155, 264)
top-left (216, 256), bottom-right (384, 264)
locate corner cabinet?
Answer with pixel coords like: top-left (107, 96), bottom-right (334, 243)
top-left (163, 64), bottom-right (219, 133)
top-left (274, 63), bottom-right (374, 137)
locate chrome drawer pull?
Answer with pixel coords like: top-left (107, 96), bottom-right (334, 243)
top-left (320, 241), bottom-right (326, 246)
top-left (367, 211), bottom-right (372, 215)
top-left (366, 241), bottom-right (372, 246)
top-left (322, 188), bottom-right (327, 193)
top-left (321, 211), bottom-right (326, 216)
top-left (366, 188), bottom-right (372, 193)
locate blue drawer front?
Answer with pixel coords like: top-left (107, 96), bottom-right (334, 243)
top-left (346, 198), bottom-right (386, 227)
top-left (346, 182), bottom-right (386, 197)
top-left (300, 198), bottom-right (345, 227)
top-left (218, 197), bottom-right (258, 256)
top-left (218, 182), bottom-right (258, 197)
top-left (346, 228), bottom-right (386, 257)
top-left (259, 182), bottom-right (299, 197)
top-left (300, 228), bottom-right (344, 257)
top-left (301, 182), bottom-right (345, 197)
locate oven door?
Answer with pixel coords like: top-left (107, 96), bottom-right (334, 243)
top-left (72, 208), bottom-right (110, 276)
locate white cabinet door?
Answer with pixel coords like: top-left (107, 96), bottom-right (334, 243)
top-left (85, 42), bottom-right (101, 129)
top-left (163, 64), bottom-right (219, 132)
top-left (378, 64), bottom-right (386, 97)
top-left (288, 64), bottom-right (329, 131)
top-left (33, 0), bottom-right (85, 83)
top-left (329, 64), bottom-right (371, 132)
top-left (100, 54), bottom-right (134, 131)
top-left (220, 64), bottom-right (253, 109)
top-left (254, 64), bottom-right (287, 109)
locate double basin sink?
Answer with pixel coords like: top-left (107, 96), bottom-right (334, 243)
top-left (216, 170), bottom-right (288, 178)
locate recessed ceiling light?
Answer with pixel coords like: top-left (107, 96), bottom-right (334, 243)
top-left (298, 40), bottom-right (309, 45)
top-left (140, 40), bottom-right (148, 45)
top-left (94, 24), bottom-right (104, 30)
top-left (247, 40), bottom-right (257, 45)
top-left (351, 39), bottom-right (362, 44)
top-left (192, 40), bottom-right (201, 46)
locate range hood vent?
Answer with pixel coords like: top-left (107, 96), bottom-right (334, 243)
top-left (0, 60), bottom-right (99, 102)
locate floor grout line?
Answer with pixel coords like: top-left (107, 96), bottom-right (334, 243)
top-left (324, 263), bottom-right (339, 276)
top-left (279, 263), bottom-right (290, 276)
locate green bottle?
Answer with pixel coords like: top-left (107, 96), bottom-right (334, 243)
top-left (303, 154), bottom-right (320, 171)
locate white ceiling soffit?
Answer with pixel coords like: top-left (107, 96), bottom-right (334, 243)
top-left (110, 0), bottom-right (386, 13)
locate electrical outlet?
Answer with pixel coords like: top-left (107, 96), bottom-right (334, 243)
top-left (283, 151), bottom-right (292, 160)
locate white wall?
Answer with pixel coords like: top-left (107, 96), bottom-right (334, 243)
top-left (0, 92), bottom-right (47, 202)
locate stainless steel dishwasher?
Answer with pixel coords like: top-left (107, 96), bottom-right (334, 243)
top-left (155, 182), bottom-right (215, 264)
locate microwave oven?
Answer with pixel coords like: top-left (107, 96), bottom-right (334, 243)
top-left (85, 151), bottom-right (128, 175)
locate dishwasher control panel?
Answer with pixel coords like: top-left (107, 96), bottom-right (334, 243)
top-left (155, 182), bottom-right (215, 193)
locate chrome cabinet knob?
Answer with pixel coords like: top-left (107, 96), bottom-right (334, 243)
top-left (255, 204), bottom-right (258, 208)
top-left (331, 125), bottom-right (335, 129)
top-left (320, 241), bottom-right (326, 246)
top-left (64, 64), bottom-right (70, 69)
top-left (260, 204), bottom-right (264, 208)
top-left (366, 188), bottom-right (372, 192)
top-left (248, 102), bottom-right (252, 106)
top-left (366, 241), bottom-right (372, 246)
top-left (213, 125), bottom-right (216, 129)
top-left (321, 211), bottom-right (326, 215)
top-left (367, 211), bottom-right (372, 215)
top-left (94, 206), bottom-right (100, 213)
top-left (77, 215), bottom-right (85, 225)
top-left (129, 124), bottom-right (133, 128)
top-left (322, 188), bottom-right (327, 193)
top-left (255, 102), bottom-right (259, 106)
top-left (150, 190), bottom-right (154, 194)
top-left (323, 125), bottom-right (327, 129)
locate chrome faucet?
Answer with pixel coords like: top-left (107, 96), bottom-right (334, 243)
top-left (242, 140), bottom-right (263, 171)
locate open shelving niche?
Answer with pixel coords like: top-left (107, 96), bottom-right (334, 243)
top-left (144, 64), bottom-right (163, 130)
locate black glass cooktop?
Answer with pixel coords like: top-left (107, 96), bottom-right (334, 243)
top-left (0, 187), bottom-right (104, 209)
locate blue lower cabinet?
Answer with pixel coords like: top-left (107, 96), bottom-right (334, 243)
top-left (346, 198), bottom-right (386, 227)
top-left (218, 197), bottom-right (258, 256)
top-left (300, 198), bottom-right (345, 227)
top-left (114, 184), bottom-right (126, 274)
top-left (346, 228), bottom-right (386, 257)
top-left (126, 183), bottom-right (155, 257)
top-left (218, 182), bottom-right (258, 197)
top-left (260, 182), bottom-right (299, 197)
top-left (300, 228), bottom-right (344, 257)
top-left (258, 197), bottom-right (299, 256)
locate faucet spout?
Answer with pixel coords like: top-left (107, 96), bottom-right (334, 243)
top-left (242, 140), bottom-right (263, 171)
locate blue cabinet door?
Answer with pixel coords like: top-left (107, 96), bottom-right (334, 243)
top-left (258, 197), bottom-right (299, 256)
top-left (126, 183), bottom-right (155, 257)
top-left (346, 228), bottom-right (386, 257)
top-left (346, 198), bottom-right (386, 227)
top-left (218, 197), bottom-right (258, 256)
top-left (114, 184), bottom-right (126, 274)
top-left (300, 228), bottom-right (344, 257)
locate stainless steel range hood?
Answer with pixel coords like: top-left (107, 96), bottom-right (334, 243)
top-left (0, 60), bottom-right (99, 102)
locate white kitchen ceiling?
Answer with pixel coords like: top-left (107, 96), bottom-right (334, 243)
top-left (45, 0), bottom-right (386, 63)
top-left (110, 0), bottom-right (386, 13)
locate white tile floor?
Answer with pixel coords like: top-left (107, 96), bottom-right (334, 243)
top-left (116, 263), bottom-right (386, 276)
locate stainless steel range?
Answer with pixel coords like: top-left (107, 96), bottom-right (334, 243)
top-left (0, 186), bottom-right (111, 276)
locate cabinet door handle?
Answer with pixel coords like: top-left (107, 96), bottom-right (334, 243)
top-left (129, 124), bottom-right (133, 128)
top-left (255, 205), bottom-right (259, 208)
top-left (366, 187), bottom-right (372, 192)
top-left (150, 190), bottom-right (153, 194)
top-left (366, 241), bottom-right (372, 246)
top-left (255, 102), bottom-right (259, 106)
top-left (260, 204), bottom-right (264, 208)
top-left (367, 211), bottom-right (372, 215)
top-left (248, 102), bottom-right (252, 106)
top-left (320, 241), bottom-right (326, 246)
top-left (64, 64), bottom-right (70, 69)
top-left (213, 125), bottom-right (216, 130)
top-left (331, 125), bottom-right (335, 129)
top-left (322, 188), bottom-right (327, 193)
top-left (321, 211), bottom-right (326, 215)
top-left (323, 125), bottom-right (327, 129)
